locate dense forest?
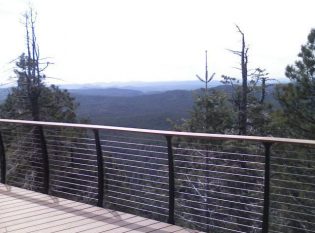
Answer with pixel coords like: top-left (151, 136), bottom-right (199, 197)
top-left (0, 7), bottom-right (314, 233)
top-left (0, 84), bottom-right (277, 130)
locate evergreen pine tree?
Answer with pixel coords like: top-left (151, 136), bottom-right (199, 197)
top-left (276, 28), bottom-right (315, 139)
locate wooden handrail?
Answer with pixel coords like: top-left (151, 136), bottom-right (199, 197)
top-left (0, 119), bottom-right (314, 145)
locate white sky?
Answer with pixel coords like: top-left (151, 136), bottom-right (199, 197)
top-left (0, 0), bottom-right (314, 85)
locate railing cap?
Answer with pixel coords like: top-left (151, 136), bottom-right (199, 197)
top-left (0, 119), bottom-right (314, 146)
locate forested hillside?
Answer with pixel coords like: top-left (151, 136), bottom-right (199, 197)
top-left (69, 85), bottom-right (277, 130)
top-left (73, 89), bottom-right (194, 129)
top-left (0, 85), bottom-right (278, 130)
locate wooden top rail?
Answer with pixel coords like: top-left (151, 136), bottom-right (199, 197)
top-left (0, 118), bottom-right (314, 145)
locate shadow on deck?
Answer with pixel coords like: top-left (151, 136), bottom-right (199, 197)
top-left (0, 184), bottom-right (198, 233)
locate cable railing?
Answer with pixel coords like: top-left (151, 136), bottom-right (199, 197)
top-left (0, 119), bottom-right (314, 233)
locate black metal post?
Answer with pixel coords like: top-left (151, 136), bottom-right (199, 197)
top-left (166, 136), bottom-right (175, 224)
top-left (262, 142), bottom-right (272, 233)
top-left (38, 126), bottom-right (49, 194)
top-left (0, 131), bottom-right (6, 184)
top-left (94, 129), bottom-right (104, 207)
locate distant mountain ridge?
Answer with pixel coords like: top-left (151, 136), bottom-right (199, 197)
top-left (59, 78), bottom-right (287, 92)
top-left (69, 88), bottom-right (143, 97)
top-left (60, 80), bottom-right (222, 92)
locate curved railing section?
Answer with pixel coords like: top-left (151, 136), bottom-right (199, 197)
top-left (0, 119), bottom-right (314, 233)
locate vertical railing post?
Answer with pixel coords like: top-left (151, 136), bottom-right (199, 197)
top-left (0, 131), bottom-right (6, 184)
top-left (93, 129), bottom-right (104, 207)
top-left (262, 142), bottom-right (272, 233)
top-left (166, 136), bottom-right (175, 224)
top-left (37, 126), bottom-right (49, 194)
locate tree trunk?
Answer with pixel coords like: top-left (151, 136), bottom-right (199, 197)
top-left (239, 28), bottom-right (248, 135)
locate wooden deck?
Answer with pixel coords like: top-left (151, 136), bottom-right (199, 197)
top-left (0, 184), bottom-right (198, 233)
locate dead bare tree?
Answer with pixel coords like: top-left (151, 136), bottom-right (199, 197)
top-left (19, 8), bottom-right (50, 121)
top-left (223, 25), bottom-right (249, 135)
top-left (4, 8), bottom-right (50, 192)
top-left (222, 25), bottom-right (271, 135)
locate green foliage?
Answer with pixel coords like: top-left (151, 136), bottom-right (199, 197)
top-left (0, 54), bottom-right (80, 194)
top-left (0, 44), bottom-right (78, 122)
top-left (269, 29), bottom-right (315, 233)
top-left (276, 28), bottom-right (315, 139)
top-left (174, 90), bottom-right (234, 134)
top-left (0, 83), bottom-right (78, 122)
top-left (247, 94), bottom-right (273, 136)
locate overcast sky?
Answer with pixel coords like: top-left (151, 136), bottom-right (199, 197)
top-left (0, 0), bottom-right (314, 85)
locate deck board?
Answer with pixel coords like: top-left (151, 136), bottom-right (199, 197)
top-left (0, 184), bottom-right (199, 233)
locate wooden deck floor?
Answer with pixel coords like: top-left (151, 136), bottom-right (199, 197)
top-left (0, 184), bottom-right (198, 233)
